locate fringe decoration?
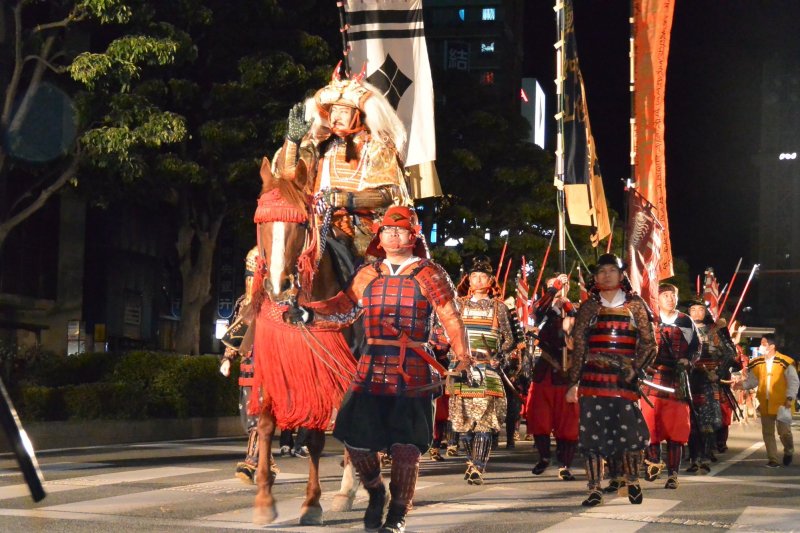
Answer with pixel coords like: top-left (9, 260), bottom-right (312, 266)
top-left (249, 303), bottom-right (357, 430)
top-left (253, 188), bottom-right (309, 224)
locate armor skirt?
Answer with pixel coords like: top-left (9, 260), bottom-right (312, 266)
top-left (333, 391), bottom-right (434, 453)
top-left (578, 397), bottom-right (650, 458)
top-left (694, 383), bottom-right (722, 433)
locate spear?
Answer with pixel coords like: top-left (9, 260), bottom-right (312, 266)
top-left (728, 264), bottom-right (759, 332)
top-left (718, 257), bottom-right (743, 314)
top-left (696, 275), bottom-right (701, 297)
top-left (501, 258), bottom-right (513, 297)
top-left (606, 216), bottom-right (616, 253)
top-left (532, 232), bottom-right (555, 299)
top-left (496, 235), bottom-right (509, 280)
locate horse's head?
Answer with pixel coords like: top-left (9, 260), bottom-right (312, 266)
top-left (254, 157), bottom-right (314, 304)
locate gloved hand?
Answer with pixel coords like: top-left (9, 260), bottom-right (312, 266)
top-left (286, 101), bottom-right (312, 143)
top-left (283, 305), bottom-right (313, 325)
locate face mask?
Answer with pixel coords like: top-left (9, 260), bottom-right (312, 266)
top-left (758, 345), bottom-right (768, 355)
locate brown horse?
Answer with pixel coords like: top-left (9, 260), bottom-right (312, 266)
top-left (249, 157), bottom-right (357, 525)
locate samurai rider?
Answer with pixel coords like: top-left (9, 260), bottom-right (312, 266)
top-left (448, 256), bottom-right (513, 486)
top-left (292, 206), bottom-right (470, 533)
top-left (566, 253), bottom-right (657, 507)
top-left (528, 274), bottom-right (580, 481)
top-left (640, 283), bottom-right (700, 490)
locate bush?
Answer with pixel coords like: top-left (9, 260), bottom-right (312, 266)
top-left (15, 351), bottom-right (239, 421)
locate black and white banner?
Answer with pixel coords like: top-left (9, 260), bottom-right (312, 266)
top-left (345, 0), bottom-right (440, 197)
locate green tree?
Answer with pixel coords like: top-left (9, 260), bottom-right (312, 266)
top-left (0, 0), bottom-right (187, 252)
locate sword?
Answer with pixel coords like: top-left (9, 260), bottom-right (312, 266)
top-left (640, 379), bottom-right (676, 394)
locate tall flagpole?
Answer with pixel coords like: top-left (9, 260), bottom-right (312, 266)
top-left (624, 0), bottom-right (636, 258)
top-left (554, 1), bottom-right (567, 274)
top-left (336, 1), bottom-right (352, 76)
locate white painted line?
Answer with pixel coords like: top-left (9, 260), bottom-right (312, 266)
top-left (0, 466), bottom-right (214, 502)
top-left (734, 506), bottom-right (800, 532)
top-left (709, 441), bottom-right (764, 477)
top-left (540, 497), bottom-right (680, 532)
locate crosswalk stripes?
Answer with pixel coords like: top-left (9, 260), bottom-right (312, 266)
top-left (734, 506), bottom-right (800, 532)
top-left (540, 497), bottom-right (680, 532)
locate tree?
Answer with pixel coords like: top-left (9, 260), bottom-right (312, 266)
top-left (0, 0), bottom-right (187, 253)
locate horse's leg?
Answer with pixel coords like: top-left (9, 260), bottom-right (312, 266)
top-left (253, 408), bottom-right (277, 525)
top-left (330, 447), bottom-right (360, 512)
top-left (299, 429), bottom-right (325, 525)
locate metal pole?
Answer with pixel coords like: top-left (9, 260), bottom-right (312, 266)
top-left (623, 0), bottom-right (636, 259)
top-left (554, 0), bottom-right (567, 274)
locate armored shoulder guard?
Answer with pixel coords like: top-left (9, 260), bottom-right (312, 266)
top-left (413, 260), bottom-right (457, 307)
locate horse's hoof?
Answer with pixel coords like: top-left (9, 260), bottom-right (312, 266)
top-left (253, 502), bottom-right (278, 525)
top-left (330, 492), bottom-right (356, 512)
top-left (299, 503), bottom-right (324, 526)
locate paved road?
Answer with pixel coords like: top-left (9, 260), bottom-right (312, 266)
top-left (0, 421), bottom-right (799, 532)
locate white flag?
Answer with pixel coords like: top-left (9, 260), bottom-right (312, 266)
top-left (345, 0), bottom-right (441, 198)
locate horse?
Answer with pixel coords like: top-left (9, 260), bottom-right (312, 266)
top-left (248, 156), bottom-right (357, 525)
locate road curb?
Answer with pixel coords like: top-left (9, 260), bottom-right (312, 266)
top-left (0, 416), bottom-right (242, 453)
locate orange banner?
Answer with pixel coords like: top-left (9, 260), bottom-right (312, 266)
top-left (634, 0), bottom-right (674, 279)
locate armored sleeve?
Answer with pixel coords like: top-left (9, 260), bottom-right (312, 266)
top-left (416, 262), bottom-right (469, 361)
top-left (567, 297), bottom-right (602, 386)
top-left (686, 320), bottom-right (702, 363)
top-left (630, 296), bottom-right (658, 373)
top-left (494, 300), bottom-right (516, 356)
top-left (303, 265), bottom-right (378, 328)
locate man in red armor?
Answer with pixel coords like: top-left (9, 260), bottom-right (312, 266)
top-left (566, 254), bottom-right (657, 507)
top-left (640, 284), bottom-right (700, 489)
top-left (297, 206), bottom-right (469, 533)
top-left (528, 274), bottom-right (580, 481)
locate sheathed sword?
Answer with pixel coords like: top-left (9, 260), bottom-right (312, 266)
top-left (0, 378), bottom-right (45, 501)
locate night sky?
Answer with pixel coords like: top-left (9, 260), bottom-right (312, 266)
top-left (523, 1), bottom-right (800, 286)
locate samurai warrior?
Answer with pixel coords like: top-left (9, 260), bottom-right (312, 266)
top-left (566, 253), bottom-right (657, 507)
top-left (527, 273), bottom-right (580, 481)
top-left (448, 256), bottom-right (513, 486)
top-left (640, 283), bottom-right (700, 490)
top-left (294, 206), bottom-right (470, 533)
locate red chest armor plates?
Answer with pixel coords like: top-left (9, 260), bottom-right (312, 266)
top-left (580, 305), bottom-right (639, 401)
top-left (354, 265), bottom-right (435, 397)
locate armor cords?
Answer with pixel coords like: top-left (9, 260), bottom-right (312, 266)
top-left (605, 455), bottom-right (621, 480)
top-left (471, 432), bottom-right (492, 472)
top-left (585, 454), bottom-right (605, 490)
top-left (581, 307), bottom-right (639, 400)
top-left (389, 444), bottom-right (421, 514)
top-left (346, 445), bottom-right (383, 490)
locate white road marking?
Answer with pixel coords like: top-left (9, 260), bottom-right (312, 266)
top-left (541, 497), bottom-right (681, 532)
top-left (734, 506), bottom-right (800, 532)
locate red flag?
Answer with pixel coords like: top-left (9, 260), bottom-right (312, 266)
top-left (633, 0), bottom-right (675, 280)
top-left (626, 189), bottom-right (663, 315)
top-left (516, 259), bottom-right (531, 329)
top-left (702, 268), bottom-right (721, 321)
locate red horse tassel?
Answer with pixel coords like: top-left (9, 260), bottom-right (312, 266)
top-left (249, 301), bottom-right (356, 430)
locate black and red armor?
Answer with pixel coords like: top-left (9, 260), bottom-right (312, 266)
top-left (578, 306), bottom-right (640, 401)
top-left (530, 301), bottom-right (572, 386)
top-left (645, 313), bottom-right (700, 399)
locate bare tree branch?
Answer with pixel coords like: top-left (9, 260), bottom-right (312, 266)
top-left (22, 54), bottom-right (68, 74)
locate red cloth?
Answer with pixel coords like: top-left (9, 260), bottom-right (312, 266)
top-left (720, 394), bottom-right (733, 426)
top-left (525, 373), bottom-right (579, 440)
top-left (249, 302), bottom-right (357, 430)
top-left (640, 395), bottom-right (690, 444)
top-left (434, 393), bottom-right (449, 423)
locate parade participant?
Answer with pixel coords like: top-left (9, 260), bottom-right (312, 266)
top-left (502, 300), bottom-right (529, 449)
top-left (736, 334), bottom-right (799, 467)
top-left (527, 274), bottom-right (579, 481)
top-left (640, 284), bottom-right (699, 488)
top-left (220, 247), bottom-right (272, 483)
top-left (292, 206), bottom-right (470, 533)
top-left (449, 256), bottom-right (513, 485)
top-left (566, 253), bottom-right (656, 507)
top-left (272, 67), bottom-right (412, 268)
top-left (687, 299), bottom-right (737, 468)
top-left (428, 321), bottom-right (453, 461)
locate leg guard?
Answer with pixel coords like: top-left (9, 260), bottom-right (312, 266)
top-left (584, 453), bottom-right (605, 491)
top-left (460, 431), bottom-right (475, 460)
top-left (471, 432), bottom-right (492, 473)
top-left (666, 441), bottom-right (683, 476)
top-left (623, 450), bottom-right (643, 484)
top-left (716, 426), bottom-right (729, 452)
top-left (647, 443), bottom-right (661, 464)
top-left (556, 439), bottom-right (577, 468)
top-left (244, 428), bottom-right (259, 466)
top-left (603, 455), bottom-right (625, 493)
top-left (346, 445), bottom-right (383, 490)
top-left (388, 444), bottom-right (420, 515)
top-left (534, 434), bottom-right (552, 461)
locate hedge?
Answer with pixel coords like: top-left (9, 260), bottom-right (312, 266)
top-left (11, 351), bottom-right (239, 422)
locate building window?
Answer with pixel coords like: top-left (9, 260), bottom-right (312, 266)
top-left (480, 71), bottom-right (495, 85)
top-left (482, 8), bottom-right (496, 21)
top-left (480, 42), bottom-right (495, 53)
top-left (458, 8), bottom-right (465, 21)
